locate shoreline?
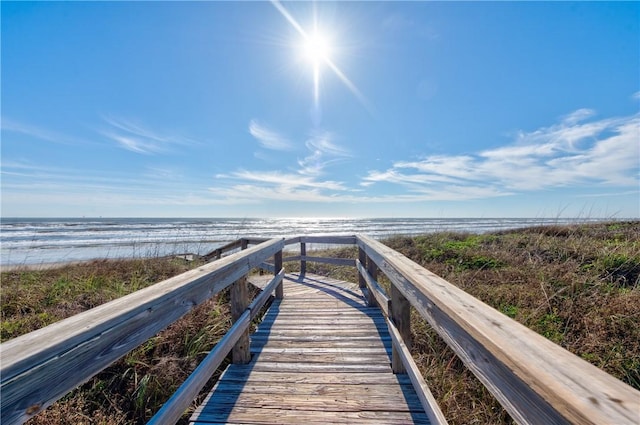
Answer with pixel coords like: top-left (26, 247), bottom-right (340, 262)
top-left (2, 219), bottom-right (636, 272)
top-left (0, 253), bottom-right (203, 273)
top-left (0, 260), bottom-right (110, 273)
top-left (2, 217), bottom-right (615, 269)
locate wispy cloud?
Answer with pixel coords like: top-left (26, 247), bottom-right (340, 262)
top-left (1, 118), bottom-right (80, 145)
top-left (0, 160), bottom-right (225, 213)
top-left (103, 116), bottom-right (200, 155)
top-left (363, 109), bottom-right (640, 199)
top-left (211, 126), bottom-right (354, 205)
top-left (298, 130), bottom-right (351, 176)
top-left (249, 120), bottom-right (294, 151)
top-left (218, 170), bottom-right (347, 191)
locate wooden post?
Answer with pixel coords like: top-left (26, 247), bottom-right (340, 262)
top-left (241, 238), bottom-right (248, 250)
top-left (275, 249), bottom-right (283, 299)
top-left (300, 242), bottom-right (307, 276)
top-left (365, 257), bottom-right (377, 307)
top-left (231, 275), bottom-right (250, 364)
top-left (358, 247), bottom-right (367, 290)
top-left (390, 283), bottom-right (411, 374)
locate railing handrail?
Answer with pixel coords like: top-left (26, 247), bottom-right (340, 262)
top-left (355, 233), bottom-right (640, 425)
top-left (0, 238), bottom-right (284, 425)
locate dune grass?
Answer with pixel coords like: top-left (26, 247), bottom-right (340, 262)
top-left (1, 257), bottom-right (235, 424)
top-left (2, 220), bottom-right (638, 424)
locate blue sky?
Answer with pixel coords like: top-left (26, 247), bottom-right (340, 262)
top-left (2, 1), bottom-right (639, 218)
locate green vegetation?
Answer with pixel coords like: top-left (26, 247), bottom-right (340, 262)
top-left (2, 220), bottom-right (638, 424)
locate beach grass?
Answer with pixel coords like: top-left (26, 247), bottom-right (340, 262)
top-left (2, 220), bottom-right (638, 424)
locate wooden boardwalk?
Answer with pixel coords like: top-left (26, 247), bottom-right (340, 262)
top-left (190, 273), bottom-right (430, 424)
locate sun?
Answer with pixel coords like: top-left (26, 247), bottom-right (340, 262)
top-left (298, 28), bottom-right (332, 106)
top-left (271, 0), bottom-right (371, 115)
top-left (303, 31), bottom-right (331, 66)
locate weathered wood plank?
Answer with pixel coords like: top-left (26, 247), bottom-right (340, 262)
top-left (274, 250), bottom-right (283, 299)
top-left (300, 241), bottom-right (307, 275)
top-left (247, 269), bottom-right (284, 320)
top-left (387, 318), bottom-right (448, 425)
top-left (251, 335), bottom-right (389, 342)
top-left (390, 283), bottom-right (411, 374)
top-left (252, 329), bottom-right (389, 337)
top-left (258, 317), bottom-right (387, 326)
top-left (192, 407), bottom-right (430, 425)
top-left (148, 311), bottom-right (250, 425)
top-left (268, 309), bottom-right (381, 316)
top-left (196, 392), bottom-right (424, 412)
top-left (357, 234), bottom-right (640, 425)
top-left (0, 238), bottom-right (284, 425)
top-left (246, 362), bottom-right (392, 373)
top-left (209, 381), bottom-right (417, 398)
top-left (251, 352), bottom-right (391, 364)
top-left (251, 341), bottom-right (391, 352)
top-left (217, 368), bottom-right (413, 385)
top-left (283, 236), bottom-right (302, 245)
top-left (299, 235), bottom-right (356, 245)
top-left (230, 276), bottom-right (250, 364)
top-left (298, 256), bottom-right (357, 267)
top-left (356, 259), bottom-right (391, 316)
top-left (258, 261), bottom-right (275, 273)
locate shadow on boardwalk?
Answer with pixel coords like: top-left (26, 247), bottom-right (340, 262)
top-left (190, 273), bottom-right (430, 424)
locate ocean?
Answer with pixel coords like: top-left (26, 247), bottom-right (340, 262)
top-left (0, 217), bottom-right (601, 267)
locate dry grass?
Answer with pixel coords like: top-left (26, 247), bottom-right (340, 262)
top-left (1, 257), bottom-right (235, 424)
top-left (2, 220), bottom-right (638, 424)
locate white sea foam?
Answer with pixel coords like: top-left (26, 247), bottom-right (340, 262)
top-left (0, 217), bottom-right (602, 266)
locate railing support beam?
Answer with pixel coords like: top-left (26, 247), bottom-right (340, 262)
top-left (390, 283), bottom-right (411, 374)
top-left (358, 248), bottom-right (367, 291)
top-left (300, 242), bottom-right (307, 276)
top-left (275, 250), bottom-right (284, 299)
top-left (365, 256), bottom-right (378, 307)
top-left (231, 275), bottom-right (250, 364)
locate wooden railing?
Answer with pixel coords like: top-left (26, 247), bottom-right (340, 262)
top-left (1, 238), bottom-right (283, 425)
top-left (2, 235), bottom-right (639, 425)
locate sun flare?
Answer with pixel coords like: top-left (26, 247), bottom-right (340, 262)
top-left (271, 0), bottom-right (371, 116)
top-left (303, 31), bottom-right (331, 65)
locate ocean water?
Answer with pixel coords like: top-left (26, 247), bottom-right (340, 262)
top-left (0, 217), bottom-right (599, 266)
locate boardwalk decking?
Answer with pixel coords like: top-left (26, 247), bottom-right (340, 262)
top-left (190, 273), bottom-right (430, 424)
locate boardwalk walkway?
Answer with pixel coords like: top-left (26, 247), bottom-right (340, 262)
top-left (190, 273), bottom-right (430, 424)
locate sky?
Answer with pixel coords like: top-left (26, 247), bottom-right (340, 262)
top-left (1, 1), bottom-right (639, 219)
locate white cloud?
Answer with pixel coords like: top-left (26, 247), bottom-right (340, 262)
top-left (222, 170), bottom-right (347, 191)
top-left (561, 108), bottom-right (596, 125)
top-left (249, 120), bottom-right (293, 151)
top-left (363, 109), bottom-right (640, 199)
top-left (103, 116), bottom-right (199, 155)
top-left (298, 130), bottom-right (351, 176)
top-left (633, 91), bottom-right (640, 101)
